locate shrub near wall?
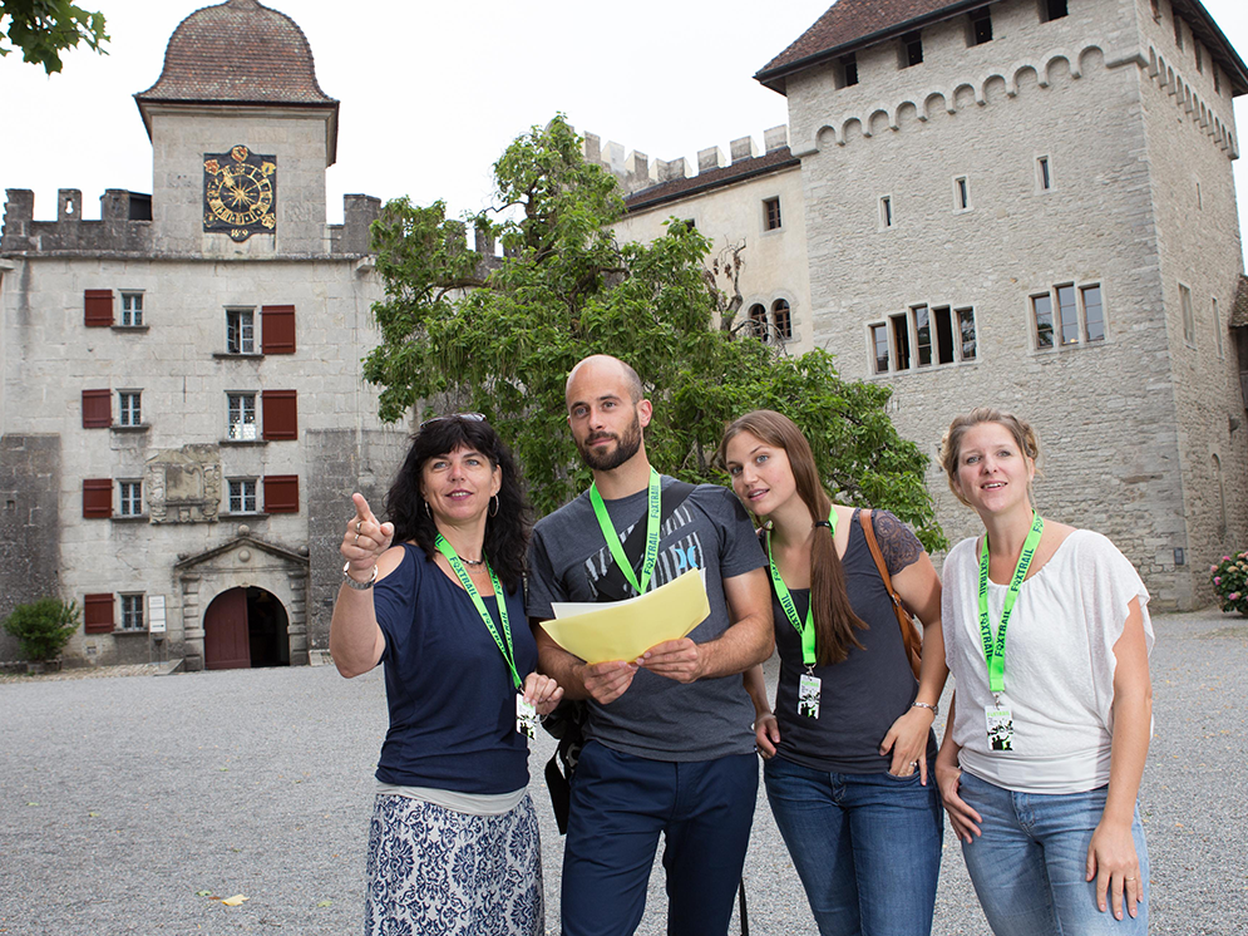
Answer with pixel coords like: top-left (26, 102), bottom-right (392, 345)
top-left (1209, 553), bottom-right (1248, 615)
top-left (3, 598), bottom-right (80, 662)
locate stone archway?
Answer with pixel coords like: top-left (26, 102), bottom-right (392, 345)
top-left (203, 585), bottom-right (291, 669)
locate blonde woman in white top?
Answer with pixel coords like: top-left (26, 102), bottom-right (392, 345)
top-left (934, 408), bottom-right (1153, 935)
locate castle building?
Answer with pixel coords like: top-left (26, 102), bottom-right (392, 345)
top-left (0, 0), bottom-right (401, 668)
top-left (601, 0), bottom-right (1248, 609)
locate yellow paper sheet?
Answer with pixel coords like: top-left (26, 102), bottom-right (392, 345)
top-left (543, 568), bottom-right (711, 664)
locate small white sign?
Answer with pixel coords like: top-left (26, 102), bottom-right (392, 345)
top-left (149, 595), bottom-right (167, 634)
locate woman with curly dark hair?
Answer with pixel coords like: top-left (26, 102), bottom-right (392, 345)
top-left (331, 413), bottom-right (562, 936)
top-left (720, 409), bottom-right (947, 936)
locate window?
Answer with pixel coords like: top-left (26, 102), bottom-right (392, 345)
top-left (772, 300), bottom-right (792, 341)
top-left (954, 176), bottom-right (970, 211)
top-left (1043, 0), bottom-right (1067, 21)
top-left (763, 198), bottom-right (782, 231)
top-left (748, 304), bottom-right (767, 340)
top-left (902, 31), bottom-right (923, 67)
top-left (120, 292), bottom-right (144, 327)
top-left (119, 594), bottom-right (145, 632)
top-left (971, 8), bottom-right (993, 45)
top-left (84, 593), bottom-right (114, 634)
top-left (84, 289), bottom-right (113, 327)
top-left (263, 475), bottom-right (300, 514)
top-left (226, 309), bottom-right (255, 354)
top-left (1213, 297), bottom-right (1224, 358)
top-left (118, 480), bottom-right (142, 517)
top-left (118, 391), bottom-right (142, 427)
top-left (262, 390), bottom-right (298, 441)
top-left (83, 479), bottom-right (112, 518)
top-left (1197, 181), bottom-right (1203, 210)
top-left (1215, 68), bottom-right (1221, 96)
top-left (1150, 0), bottom-right (1159, 21)
top-left (1173, 13), bottom-right (1183, 50)
top-left (82, 389), bottom-right (111, 428)
top-left (1037, 155), bottom-right (1052, 191)
top-left (841, 53), bottom-right (858, 87)
top-left (227, 392), bottom-right (257, 441)
top-left (870, 324), bottom-right (889, 374)
top-left (228, 478), bottom-right (258, 514)
top-left (1195, 44), bottom-right (1203, 74)
top-left (1180, 283), bottom-right (1195, 346)
top-left (880, 195), bottom-right (894, 229)
top-left (1033, 283), bottom-right (1106, 349)
top-left (261, 304), bottom-right (296, 354)
top-left (871, 306), bottom-right (977, 374)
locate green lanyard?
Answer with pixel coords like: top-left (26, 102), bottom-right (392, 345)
top-left (434, 534), bottom-right (522, 691)
top-left (589, 467), bottom-right (662, 596)
top-left (766, 509), bottom-right (837, 668)
top-left (976, 511), bottom-right (1045, 695)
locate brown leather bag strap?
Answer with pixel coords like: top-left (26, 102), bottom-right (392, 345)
top-left (858, 508), bottom-right (922, 679)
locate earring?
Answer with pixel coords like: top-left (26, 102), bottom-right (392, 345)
top-left (423, 500), bottom-right (431, 518)
top-left (489, 494), bottom-right (500, 517)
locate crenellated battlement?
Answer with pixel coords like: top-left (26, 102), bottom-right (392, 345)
top-left (1, 189), bottom-right (381, 257)
top-left (581, 125), bottom-right (791, 195)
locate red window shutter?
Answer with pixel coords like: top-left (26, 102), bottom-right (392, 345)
top-left (83, 593), bottom-right (115, 634)
top-left (83, 478), bottom-right (113, 518)
top-left (82, 389), bottom-right (112, 428)
top-left (261, 390), bottom-right (297, 440)
top-left (263, 475), bottom-right (299, 514)
top-left (84, 289), bottom-right (114, 327)
top-left (260, 305), bottom-right (296, 354)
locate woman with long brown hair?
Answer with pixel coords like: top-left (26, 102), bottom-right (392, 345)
top-left (720, 409), bottom-right (947, 936)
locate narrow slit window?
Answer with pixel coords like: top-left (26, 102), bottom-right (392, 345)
top-left (1173, 14), bottom-right (1183, 50)
top-left (1180, 283), bottom-right (1195, 346)
top-left (914, 305), bottom-right (932, 366)
top-left (1038, 156), bottom-right (1052, 191)
top-left (890, 314), bottom-right (912, 370)
top-left (880, 196), bottom-right (893, 228)
top-left (1033, 294), bottom-right (1054, 349)
top-left (955, 177), bottom-right (970, 210)
top-left (934, 307), bottom-right (955, 364)
top-left (870, 324), bottom-right (890, 373)
top-left (1057, 285), bottom-right (1078, 345)
top-left (1082, 285), bottom-right (1105, 342)
top-left (1213, 297), bottom-right (1224, 358)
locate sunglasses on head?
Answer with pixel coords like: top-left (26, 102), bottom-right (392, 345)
top-left (419, 412), bottom-right (486, 430)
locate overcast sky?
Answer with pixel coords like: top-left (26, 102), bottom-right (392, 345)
top-left (3, 0), bottom-right (1247, 262)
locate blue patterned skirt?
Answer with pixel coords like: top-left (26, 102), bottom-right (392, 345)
top-left (365, 792), bottom-right (544, 936)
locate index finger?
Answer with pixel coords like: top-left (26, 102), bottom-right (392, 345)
top-left (351, 492), bottom-right (377, 524)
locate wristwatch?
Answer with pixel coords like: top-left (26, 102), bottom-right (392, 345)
top-left (342, 561), bottom-right (377, 590)
top-left (911, 701), bottom-right (939, 717)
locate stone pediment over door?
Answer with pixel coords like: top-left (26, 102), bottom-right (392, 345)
top-left (174, 524), bottom-right (311, 670)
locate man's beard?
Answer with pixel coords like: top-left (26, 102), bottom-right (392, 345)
top-left (577, 414), bottom-right (643, 471)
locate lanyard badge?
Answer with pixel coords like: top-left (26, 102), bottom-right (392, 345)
top-left (590, 468), bottom-right (662, 596)
top-left (767, 509), bottom-right (837, 718)
top-left (434, 535), bottom-right (532, 736)
top-left (975, 511), bottom-right (1043, 751)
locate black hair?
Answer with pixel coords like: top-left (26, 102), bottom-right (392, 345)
top-left (384, 416), bottom-right (532, 592)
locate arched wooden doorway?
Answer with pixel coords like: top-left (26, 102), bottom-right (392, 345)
top-left (203, 586), bottom-right (290, 670)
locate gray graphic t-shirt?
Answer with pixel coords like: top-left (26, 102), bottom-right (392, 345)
top-left (527, 476), bottom-right (767, 761)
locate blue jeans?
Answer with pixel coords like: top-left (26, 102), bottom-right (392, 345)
top-left (958, 771), bottom-right (1150, 935)
top-left (561, 741), bottom-right (758, 936)
top-left (763, 755), bottom-right (943, 936)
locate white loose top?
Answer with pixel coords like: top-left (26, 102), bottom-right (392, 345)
top-left (942, 529), bottom-right (1153, 794)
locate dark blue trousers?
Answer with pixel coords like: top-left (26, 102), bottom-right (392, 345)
top-left (561, 741), bottom-right (758, 936)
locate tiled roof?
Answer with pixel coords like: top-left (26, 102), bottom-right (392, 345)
top-left (625, 147), bottom-right (800, 213)
top-left (1232, 274), bottom-right (1248, 328)
top-left (135, 0), bottom-right (336, 106)
top-left (756, 0), bottom-right (1248, 96)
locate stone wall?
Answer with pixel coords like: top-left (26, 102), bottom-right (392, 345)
top-left (0, 434), bottom-right (62, 662)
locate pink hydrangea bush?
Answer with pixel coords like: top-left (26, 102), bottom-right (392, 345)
top-left (1209, 552), bottom-right (1248, 614)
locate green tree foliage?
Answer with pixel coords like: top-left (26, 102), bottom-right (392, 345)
top-left (364, 116), bottom-right (944, 550)
top-left (1, 1), bottom-right (108, 74)
top-left (4, 597), bottom-right (80, 661)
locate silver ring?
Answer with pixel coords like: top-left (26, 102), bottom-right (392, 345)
top-left (910, 761), bottom-right (919, 767)
top-left (356, 520), bottom-right (363, 534)
top-left (353, 533), bottom-right (360, 544)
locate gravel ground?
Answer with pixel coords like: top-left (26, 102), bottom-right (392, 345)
top-left (1, 607), bottom-right (1245, 935)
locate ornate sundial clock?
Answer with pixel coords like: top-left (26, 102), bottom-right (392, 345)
top-left (203, 145), bottom-right (277, 241)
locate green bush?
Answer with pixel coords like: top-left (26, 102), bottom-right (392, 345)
top-left (3, 598), bottom-right (81, 661)
top-left (1209, 551), bottom-right (1248, 615)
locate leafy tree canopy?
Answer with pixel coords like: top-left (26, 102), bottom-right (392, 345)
top-left (364, 115), bottom-right (944, 550)
top-left (1, 0), bottom-right (107, 74)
